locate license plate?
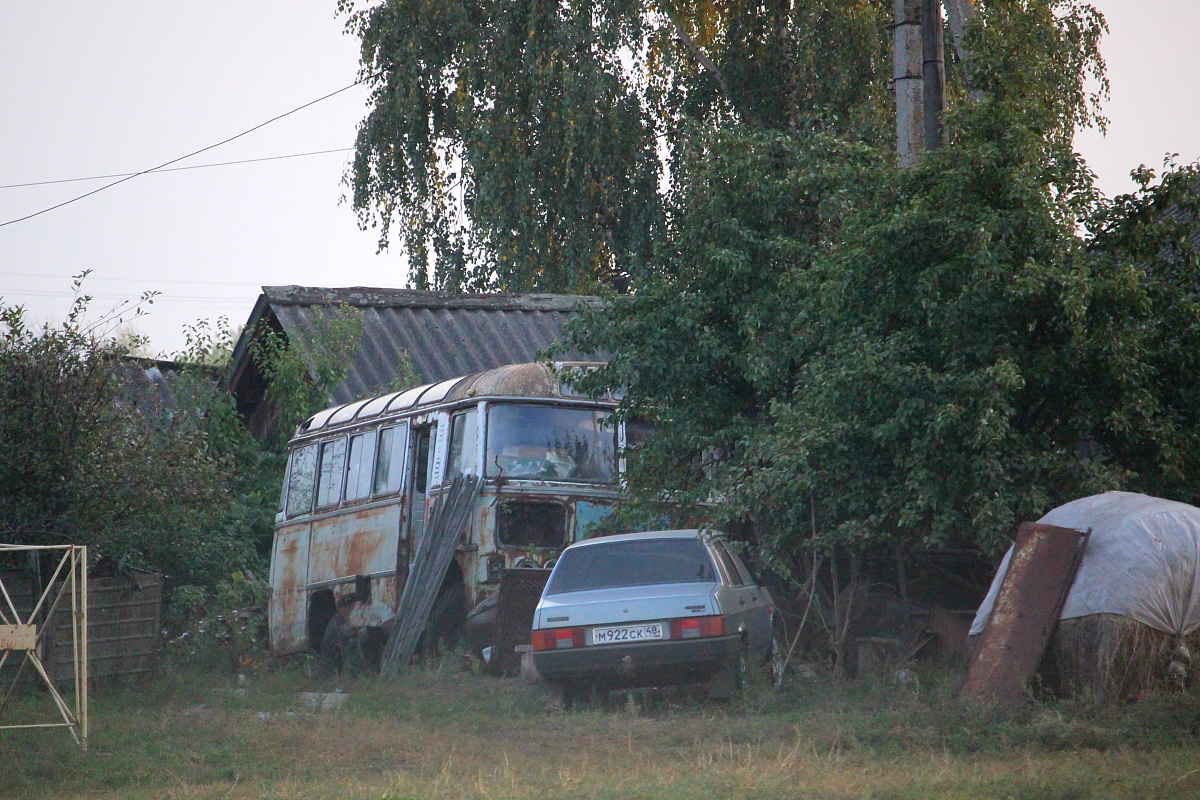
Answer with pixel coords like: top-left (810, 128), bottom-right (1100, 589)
top-left (590, 622), bottom-right (664, 645)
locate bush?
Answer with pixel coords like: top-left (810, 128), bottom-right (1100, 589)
top-left (0, 276), bottom-right (259, 589)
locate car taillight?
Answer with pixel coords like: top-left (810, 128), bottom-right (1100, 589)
top-left (531, 626), bottom-right (585, 651)
top-left (670, 615), bottom-right (726, 640)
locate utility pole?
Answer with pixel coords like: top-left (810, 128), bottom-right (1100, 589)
top-left (943, 0), bottom-right (977, 64)
top-left (922, 0), bottom-right (946, 152)
top-left (895, 0), bottom-right (969, 165)
top-left (893, 0), bottom-right (924, 167)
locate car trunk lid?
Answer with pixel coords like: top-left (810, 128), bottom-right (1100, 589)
top-left (534, 582), bottom-right (719, 629)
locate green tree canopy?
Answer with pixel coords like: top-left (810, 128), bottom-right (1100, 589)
top-left (562, 1), bottom-right (1200, 561)
top-left (344, 0), bottom-right (1200, 565)
top-left (341, 0), bottom-right (894, 292)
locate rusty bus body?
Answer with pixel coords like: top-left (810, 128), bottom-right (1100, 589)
top-left (268, 362), bottom-right (626, 664)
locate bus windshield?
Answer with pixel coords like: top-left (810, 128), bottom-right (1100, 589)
top-left (486, 404), bottom-right (616, 483)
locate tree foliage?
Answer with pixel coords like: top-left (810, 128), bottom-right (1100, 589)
top-left (563, 1), bottom-right (1200, 561)
top-left (346, 0), bottom-right (1200, 566)
top-left (248, 305), bottom-right (368, 451)
top-left (0, 283), bottom-right (381, 600)
top-left (341, 0), bottom-right (893, 292)
top-left (0, 280), bottom-right (256, 588)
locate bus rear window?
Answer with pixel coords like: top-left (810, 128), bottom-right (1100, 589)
top-left (486, 404), bottom-right (615, 483)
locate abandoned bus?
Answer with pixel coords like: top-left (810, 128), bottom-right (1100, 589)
top-left (268, 362), bottom-right (627, 667)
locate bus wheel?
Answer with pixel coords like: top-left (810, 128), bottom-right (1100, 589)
top-left (423, 582), bottom-right (465, 657)
top-left (318, 618), bottom-right (363, 679)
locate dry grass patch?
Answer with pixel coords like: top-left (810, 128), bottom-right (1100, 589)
top-left (4, 659), bottom-right (1200, 799)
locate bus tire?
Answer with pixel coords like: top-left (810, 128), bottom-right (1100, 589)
top-left (425, 581), bottom-right (465, 656)
top-left (318, 617), bottom-right (363, 679)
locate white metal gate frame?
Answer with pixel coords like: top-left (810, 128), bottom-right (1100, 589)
top-left (0, 544), bottom-right (88, 750)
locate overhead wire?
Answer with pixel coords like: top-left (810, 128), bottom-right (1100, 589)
top-left (0, 270), bottom-right (269, 287)
top-left (1, 10), bottom-right (804, 234)
top-left (7, 288), bottom-right (257, 303)
top-left (0, 77), bottom-right (381, 229)
top-left (0, 4), bottom-right (519, 230)
top-left (0, 148), bottom-right (354, 190)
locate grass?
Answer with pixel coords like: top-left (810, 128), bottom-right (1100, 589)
top-left (4, 657), bottom-right (1200, 799)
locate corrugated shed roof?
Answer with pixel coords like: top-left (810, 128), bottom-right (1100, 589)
top-left (233, 286), bottom-right (601, 407)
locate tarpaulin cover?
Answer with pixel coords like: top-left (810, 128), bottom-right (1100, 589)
top-left (971, 492), bottom-right (1200, 637)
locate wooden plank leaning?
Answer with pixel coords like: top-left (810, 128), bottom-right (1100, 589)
top-left (379, 474), bottom-right (482, 678)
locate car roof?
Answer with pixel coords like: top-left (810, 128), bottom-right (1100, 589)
top-left (567, 529), bottom-right (718, 550)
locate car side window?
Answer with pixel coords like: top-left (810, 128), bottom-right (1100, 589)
top-left (710, 540), bottom-right (745, 586)
top-left (727, 547), bottom-right (757, 586)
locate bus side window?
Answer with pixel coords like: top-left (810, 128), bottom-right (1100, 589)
top-left (316, 438), bottom-right (347, 508)
top-left (285, 444), bottom-right (318, 518)
top-left (345, 431), bottom-right (377, 502)
top-left (374, 424), bottom-right (409, 495)
top-left (622, 417), bottom-right (655, 454)
top-left (447, 408), bottom-right (479, 479)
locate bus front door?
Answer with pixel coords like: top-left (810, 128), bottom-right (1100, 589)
top-left (406, 423), bottom-right (437, 554)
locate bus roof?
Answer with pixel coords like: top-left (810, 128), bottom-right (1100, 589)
top-left (294, 361), bottom-right (611, 436)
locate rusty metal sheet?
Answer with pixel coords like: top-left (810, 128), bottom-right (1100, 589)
top-left (0, 624), bottom-right (37, 651)
top-left (486, 568), bottom-right (552, 677)
top-left (962, 522), bottom-right (1089, 704)
top-left (269, 523), bottom-right (312, 654)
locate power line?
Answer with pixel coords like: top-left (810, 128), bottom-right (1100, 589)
top-left (0, 6), bottom-right (779, 231)
top-left (0, 271), bottom-right (268, 287)
top-left (0, 4), bottom-right (516, 230)
top-left (5, 288), bottom-right (257, 303)
top-left (0, 148), bottom-right (354, 190)
top-left (0, 76), bottom-right (378, 229)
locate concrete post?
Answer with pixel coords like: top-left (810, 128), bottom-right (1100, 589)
top-left (943, 0), bottom-right (976, 64)
top-left (894, 0), bottom-right (924, 167)
top-left (922, 0), bottom-right (946, 151)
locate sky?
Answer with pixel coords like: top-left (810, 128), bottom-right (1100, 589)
top-left (2, 1), bottom-right (1199, 357)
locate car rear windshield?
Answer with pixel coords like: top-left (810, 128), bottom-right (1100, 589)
top-left (545, 537), bottom-right (717, 595)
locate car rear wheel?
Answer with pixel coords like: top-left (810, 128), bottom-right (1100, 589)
top-left (758, 615), bottom-right (792, 689)
top-left (707, 640), bottom-right (747, 700)
top-left (549, 680), bottom-right (580, 710)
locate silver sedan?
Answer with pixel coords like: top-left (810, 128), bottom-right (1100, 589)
top-left (530, 529), bottom-right (780, 702)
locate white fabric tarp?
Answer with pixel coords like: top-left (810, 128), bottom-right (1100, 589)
top-left (970, 492), bottom-right (1200, 637)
